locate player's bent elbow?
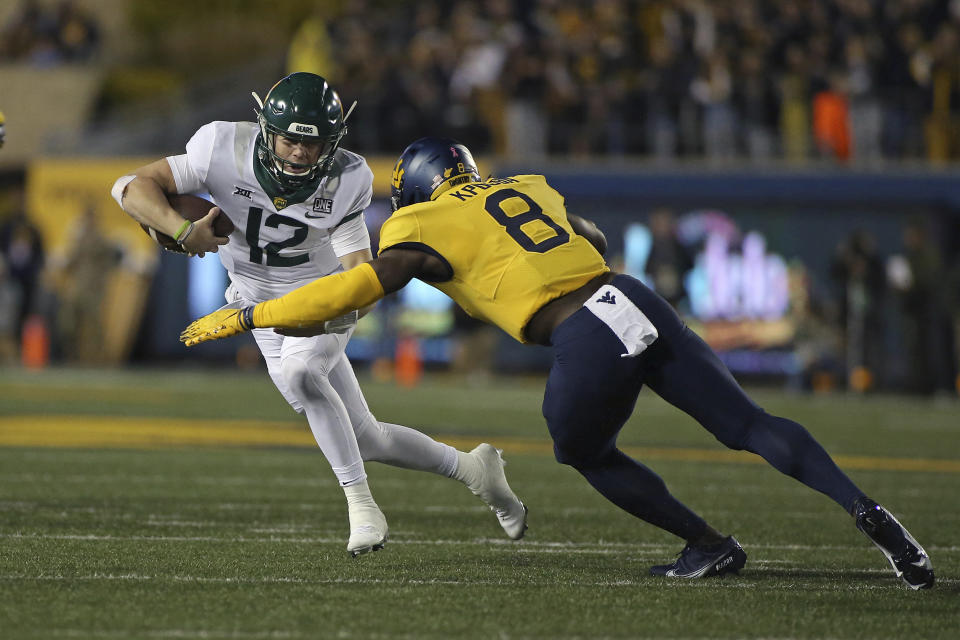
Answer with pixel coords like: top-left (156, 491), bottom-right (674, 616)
top-left (590, 230), bottom-right (608, 256)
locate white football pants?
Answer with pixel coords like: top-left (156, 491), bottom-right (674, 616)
top-left (251, 326), bottom-right (458, 486)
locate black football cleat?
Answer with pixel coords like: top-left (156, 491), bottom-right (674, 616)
top-left (650, 536), bottom-right (746, 578)
top-left (854, 497), bottom-right (934, 590)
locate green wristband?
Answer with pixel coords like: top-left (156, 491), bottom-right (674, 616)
top-left (173, 219), bottom-right (192, 242)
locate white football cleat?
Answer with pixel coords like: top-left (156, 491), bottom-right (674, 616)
top-left (469, 443), bottom-right (528, 540)
top-left (347, 503), bottom-right (388, 558)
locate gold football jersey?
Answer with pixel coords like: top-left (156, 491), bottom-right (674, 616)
top-left (379, 175), bottom-right (609, 342)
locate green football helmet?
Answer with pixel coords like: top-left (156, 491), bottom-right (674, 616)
top-left (253, 72), bottom-right (353, 191)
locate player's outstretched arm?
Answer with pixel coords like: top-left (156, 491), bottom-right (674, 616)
top-left (180, 249), bottom-right (429, 346)
top-left (180, 263), bottom-right (386, 346)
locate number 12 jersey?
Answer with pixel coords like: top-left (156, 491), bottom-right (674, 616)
top-left (167, 121), bottom-right (373, 302)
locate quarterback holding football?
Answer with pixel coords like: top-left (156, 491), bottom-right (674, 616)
top-left (112, 72), bottom-right (527, 557)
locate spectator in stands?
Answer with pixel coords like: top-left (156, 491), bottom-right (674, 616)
top-left (501, 38), bottom-right (549, 159)
top-left (843, 35), bottom-right (884, 164)
top-left (0, 255), bottom-right (21, 363)
top-left (285, 10), bottom-right (336, 79)
top-left (924, 22), bottom-right (960, 161)
top-left (0, 0), bottom-right (98, 64)
top-left (692, 52), bottom-right (736, 162)
top-left (645, 208), bottom-right (692, 310)
top-left (447, 1), bottom-right (517, 154)
top-left (779, 42), bottom-right (813, 161)
top-left (812, 70), bottom-right (852, 162)
top-left (15, 0), bottom-right (950, 162)
top-left (53, 1), bottom-right (99, 62)
top-left (0, 0), bottom-right (51, 61)
top-left (879, 22), bottom-right (928, 158)
top-left (640, 35), bottom-right (689, 160)
top-left (384, 16), bottom-right (452, 152)
top-left (0, 208), bottom-right (45, 345)
top-left (891, 217), bottom-right (957, 395)
top-left (55, 206), bottom-right (119, 363)
top-left (734, 48), bottom-right (780, 160)
top-left (285, 0), bottom-right (958, 163)
top-left (830, 230), bottom-right (886, 390)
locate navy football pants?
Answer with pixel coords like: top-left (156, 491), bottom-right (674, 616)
top-left (542, 274), bottom-right (864, 541)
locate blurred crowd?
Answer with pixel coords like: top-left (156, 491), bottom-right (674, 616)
top-left (0, 0), bottom-right (100, 66)
top-left (302, 0), bottom-right (960, 162)
top-left (1, 0), bottom-right (959, 395)
top-left (3, 0), bottom-right (959, 162)
top-left (0, 190), bottom-right (123, 368)
top-left (830, 222), bottom-right (959, 395)
top-left (632, 208), bottom-right (960, 395)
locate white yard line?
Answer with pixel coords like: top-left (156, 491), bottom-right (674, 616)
top-left (2, 571), bottom-right (944, 590)
top-left (50, 630), bottom-right (303, 639)
top-left (2, 531), bottom-right (958, 553)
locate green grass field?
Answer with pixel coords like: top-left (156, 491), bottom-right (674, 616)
top-left (1, 367), bottom-right (958, 639)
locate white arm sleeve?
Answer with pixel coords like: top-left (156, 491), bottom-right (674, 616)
top-left (331, 212), bottom-right (371, 257)
top-left (166, 154), bottom-right (205, 195)
top-left (110, 174), bottom-right (136, 209)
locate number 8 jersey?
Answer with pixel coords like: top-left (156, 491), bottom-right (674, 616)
top-left (378, 174), bottom-right (609, 343)
top-left (167, 121), bottom-right (373, 302)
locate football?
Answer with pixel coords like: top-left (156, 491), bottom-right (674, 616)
top-left (140, 194), bottom-right (234, 252)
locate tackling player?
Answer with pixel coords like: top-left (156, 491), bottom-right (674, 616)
top-left (112, 76), bottom-right (527, 557)
top-left (181, 136), bottom-right (935, 589)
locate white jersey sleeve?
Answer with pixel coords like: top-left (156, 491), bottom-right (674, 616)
top-left (330, 212), bottom-right (371, 257)
top-left (344, 165), bottom-right (373, 218)
top-left (166, 154), bottom-right (204, 194)
top-left (328, 154), bottom-right (373, 257)
top-left (166, 121), bottom-right (219, 194)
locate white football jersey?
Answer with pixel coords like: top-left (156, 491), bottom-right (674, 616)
top-left (167, 121), bottom-right (373, 302)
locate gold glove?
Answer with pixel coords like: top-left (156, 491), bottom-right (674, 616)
top-left (180, 307), bottom-right (253, 346)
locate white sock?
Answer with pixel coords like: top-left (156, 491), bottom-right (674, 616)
top-left (451, 450), bottom-right (482, 491)
top-left (343, 480), bottom-right (378, 508)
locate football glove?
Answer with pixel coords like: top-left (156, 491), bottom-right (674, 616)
top-left (181, 307), bottom-right (359, 346)
top-left (180, 307), bottom-right (253, 346)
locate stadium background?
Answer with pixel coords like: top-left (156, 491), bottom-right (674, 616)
top-left (2, 2), bottom-right (960, 638)
top-left (1, 0), bottom-right (959, 394)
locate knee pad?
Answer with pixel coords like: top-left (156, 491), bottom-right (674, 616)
top-left (279, 354), bottom-right (329, 404)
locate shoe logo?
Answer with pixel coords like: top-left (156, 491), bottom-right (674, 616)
top-left (596, 291), bottom-right (616, 304)
top-left (715, 556), bottom-right (734, 571)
